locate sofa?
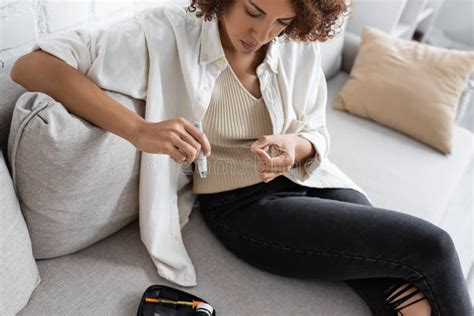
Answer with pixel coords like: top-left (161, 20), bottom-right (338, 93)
top-left (1, 22), bottom-right (473, 315)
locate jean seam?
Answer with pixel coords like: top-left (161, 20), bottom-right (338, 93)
top-left (213, 221), bottom-right (440, 314)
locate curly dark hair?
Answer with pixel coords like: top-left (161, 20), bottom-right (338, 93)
top-left (187, 0), bottom-right (351, 42)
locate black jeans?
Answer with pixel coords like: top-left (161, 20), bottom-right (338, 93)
top-left (197, 176), bottom-right (472, 315)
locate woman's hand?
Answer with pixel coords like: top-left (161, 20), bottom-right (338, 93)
top-left (250, 134), bottom-right (316, 183)
top-left (133, 117), bottom-right (211, 163)
top-left (250, 134), bottom-right (298, 183)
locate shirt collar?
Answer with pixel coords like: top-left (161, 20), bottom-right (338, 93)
top-left (199, 18), bottom-right (280, 74)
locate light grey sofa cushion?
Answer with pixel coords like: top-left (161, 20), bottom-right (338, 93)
top-left (0, 151), bottom-right (40, 315)
top-left (17, 215), bottom-right (371, 316)
top-left (7, 91), bottom-right (144, 259)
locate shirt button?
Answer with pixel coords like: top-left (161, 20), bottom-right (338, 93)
top-left (217, 59), bottom-right (225, 67)
top-left (203, 86), bottom-right (209, 92)
top-left (202, 53), bottom-right (209, 62)
top-left (172, 197), bottom-right (177, 205)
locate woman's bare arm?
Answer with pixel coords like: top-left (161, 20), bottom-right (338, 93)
top-left (10, 50), bottom-right (144, 147)
top-left (10, 49), bottom-right (211, 161)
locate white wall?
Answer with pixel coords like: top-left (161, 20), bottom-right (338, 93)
top-left (0, 0), bottom-right (188, 61)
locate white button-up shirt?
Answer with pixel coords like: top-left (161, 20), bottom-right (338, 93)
top-left (33, 5), bottom-right (369, 287)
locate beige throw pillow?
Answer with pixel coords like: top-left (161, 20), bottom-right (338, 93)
top-left (333, 26), bottom-right (474, 154)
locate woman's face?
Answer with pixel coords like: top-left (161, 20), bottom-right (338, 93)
top-left (219, 0), bottom-right (296, 54)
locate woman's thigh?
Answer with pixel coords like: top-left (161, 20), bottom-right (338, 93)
top-left (305, 187), bottom-right (417, 314)
top-left (201, 190), bottom-right (445, 280)
top-left (198, 183), bottom-right (451, 315)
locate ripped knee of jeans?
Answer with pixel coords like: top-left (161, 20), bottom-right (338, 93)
top-left (384, 281), bottom-right (427, 315)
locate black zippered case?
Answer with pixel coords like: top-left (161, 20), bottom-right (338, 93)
top-left (137, 284), bottom-right (217, 316)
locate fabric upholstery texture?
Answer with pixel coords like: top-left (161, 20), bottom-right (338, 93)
top-left (17, 215), bottom-right (371, 316)
top-left (0, 151), bottom-right (40, 315)
top-left (7, 91), bottom-right (144, 259)
top-left (333, 27), bottom-right (474, 154)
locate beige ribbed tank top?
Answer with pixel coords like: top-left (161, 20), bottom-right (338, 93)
top-left (192, 65), bottom-right (273, 194)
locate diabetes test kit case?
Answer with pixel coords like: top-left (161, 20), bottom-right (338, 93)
top-left (137, 284), bottom-right (216, 316)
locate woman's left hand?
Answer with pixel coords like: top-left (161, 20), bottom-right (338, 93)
top-left (250, 134), bottom-right (299, 183)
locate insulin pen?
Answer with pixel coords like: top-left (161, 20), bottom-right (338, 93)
top-left (194, 121), bottom-right (208, 178)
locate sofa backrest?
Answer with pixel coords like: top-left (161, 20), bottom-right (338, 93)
top-left (0, 58), bottom-right (26, 166)
top-left (320, 17), bottom-right (348, 80)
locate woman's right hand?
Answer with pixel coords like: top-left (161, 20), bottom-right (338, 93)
top-left (133, 117), bottom-right (211, 163)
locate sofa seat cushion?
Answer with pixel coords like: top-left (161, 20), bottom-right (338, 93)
top-left (18, 215), bottom-right (370, 315)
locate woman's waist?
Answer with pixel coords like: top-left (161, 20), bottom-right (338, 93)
top-left (196, 175), bottom-right (306, 211)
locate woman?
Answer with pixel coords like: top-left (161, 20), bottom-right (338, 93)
top-left (11, 0), bottom-right (472, 315)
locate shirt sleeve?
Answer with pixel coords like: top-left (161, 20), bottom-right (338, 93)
top-left (30, 14), bottom-right (150, 100)
top-left (287, 43), bottom-right (330, 182)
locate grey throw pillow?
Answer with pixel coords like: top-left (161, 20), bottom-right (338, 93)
top-left (0, 151), bottom-right (40, 314)
top-left (7, 91), bottom-right (144, 258)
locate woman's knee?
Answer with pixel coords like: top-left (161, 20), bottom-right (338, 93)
top-left (412, 224), bottom-right (458, 268)
top-left (429, 227), bottom-right (457, 260)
